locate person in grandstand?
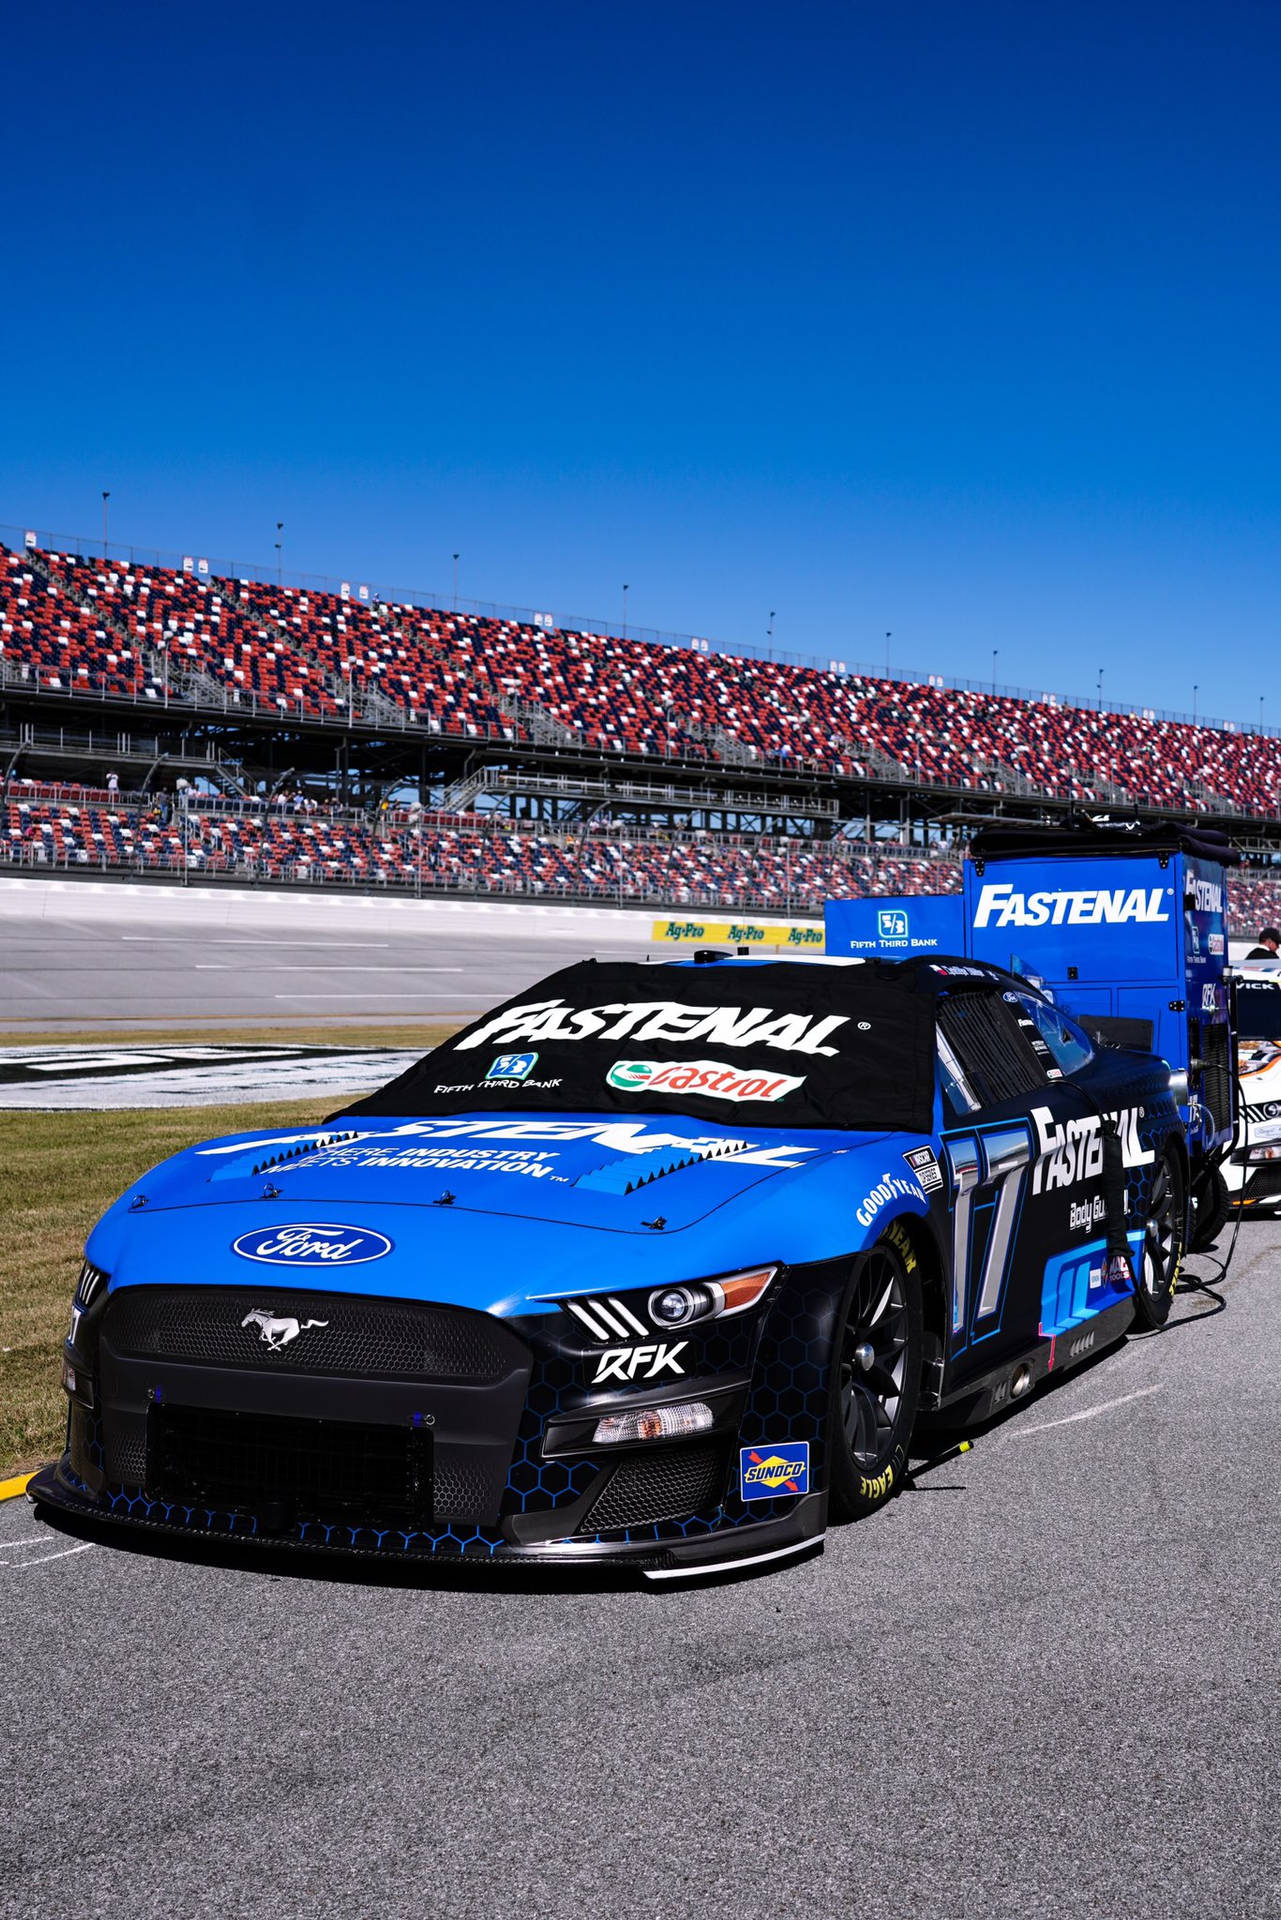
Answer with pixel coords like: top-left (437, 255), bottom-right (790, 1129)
top-left (1245, 926), bottom-right (1281, 959)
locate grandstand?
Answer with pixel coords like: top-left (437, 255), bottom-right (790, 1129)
top-left (3, 530), bottom-right (1280, 927)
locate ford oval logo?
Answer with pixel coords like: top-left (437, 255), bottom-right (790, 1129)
top-left (231, 1223), bottom-right (393, 1267)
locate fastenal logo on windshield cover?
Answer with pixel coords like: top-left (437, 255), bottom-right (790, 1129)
top-left (973, 883), bottom-right (1172, 929)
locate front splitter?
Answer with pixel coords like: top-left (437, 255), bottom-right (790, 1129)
top-left (26, 1462), bottom-right (826, 1583)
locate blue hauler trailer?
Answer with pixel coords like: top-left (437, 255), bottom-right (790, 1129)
top-left (826, 823), bottom-right (1238, 1245)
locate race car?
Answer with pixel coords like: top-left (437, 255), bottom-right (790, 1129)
top-left (33, 953), bottom-right (1187, 1581)
top-left (1225, 959), bottom-right (1281, 1212)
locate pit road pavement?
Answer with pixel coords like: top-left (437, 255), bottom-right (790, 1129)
top-left (2, 1228), bottom-right (1277, 1920)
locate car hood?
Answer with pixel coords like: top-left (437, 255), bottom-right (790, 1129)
top-left (86, 1110), bottom-right (926, 1313)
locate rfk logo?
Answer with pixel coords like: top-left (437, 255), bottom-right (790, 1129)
top-left (240, 1309), bottom-right (329, 1351)
top-left (591, 1341), bottom-right (687, 1385)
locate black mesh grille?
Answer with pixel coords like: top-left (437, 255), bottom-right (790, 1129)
top-left (1202, 1020), bottom-right (1233, 1139)
top-left (105, 1288), bottom-right (527, 1383)
top-left (150, 1402), bottom-right (432, 1526)
top-left (432, 1456), bottom-right (495, 1519)
top-left (105, 1411), bottom-right (148, 1488)
top-left (581, 1441), bottom-right (728, 1532)
top-left (939, 992), bottom-right (1048, 1106)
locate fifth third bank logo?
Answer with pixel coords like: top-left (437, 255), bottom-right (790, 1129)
top-left (878, 909), bottom-right (909, 941)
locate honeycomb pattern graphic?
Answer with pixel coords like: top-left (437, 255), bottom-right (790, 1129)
top-left (586, 1266), bottom-right (841, 1544)
top-left (75, 1474), bottom-right (507, 1558)
top-left (502, 1348), bottom-right (603, 1515)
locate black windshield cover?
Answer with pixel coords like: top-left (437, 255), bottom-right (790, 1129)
top-left (341, 959), bottom-right (937, 1132)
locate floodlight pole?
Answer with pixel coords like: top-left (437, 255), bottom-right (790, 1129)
top-left (101, 491), bottom-right (110, 560)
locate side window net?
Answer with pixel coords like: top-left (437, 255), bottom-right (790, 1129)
top-left (937, 991), bottom-right (1049, 1108)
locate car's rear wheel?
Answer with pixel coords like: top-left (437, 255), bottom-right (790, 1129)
top-left (827, 1223), bottom-right (924, 1521)
top-left (1132, 1145), bottom-right (1186, 1331)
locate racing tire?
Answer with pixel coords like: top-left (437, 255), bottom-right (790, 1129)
top-left (1132, 1145), bottom-right (1186, 1332)
top-left (827, 1221), bottom-right (924, 1522)
top-left (1189, 1163), bottom-right (1230, 1252)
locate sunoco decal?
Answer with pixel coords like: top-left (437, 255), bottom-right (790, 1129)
top-left (740, 1442), bottom-right (810, 1498)
top-left (606, 1058), bottom-right (806, 1103)
top-left (231, 1223), bottom-right (394, 1266)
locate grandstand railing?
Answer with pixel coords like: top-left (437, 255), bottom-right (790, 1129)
top-left (0, 839), bottom-right (858, 914)
top-left (5, 520), bottom-right (1278, 741)
top-left (4, 836), bottom-right (1275, 933)
top-left (6, 652), bottom-right (1275, 825)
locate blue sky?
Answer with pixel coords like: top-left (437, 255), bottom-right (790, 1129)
top-left (3, 0), bottom-right (1279, 727)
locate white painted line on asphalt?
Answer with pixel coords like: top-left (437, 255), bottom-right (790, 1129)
top-left (207, 941), bottom-right (393, 949)
top-left (194, 964), bottom-right (232, 969)
top-left (0, 1542), bottom-right (95, 1568)
top-left (0, 1535), bottom-right (55, 1547)
top-left (1009, 1384), bottom-right (1163, 1437)
top-left (264, 965), bottom-right (466, 973)
top-left (274, 992), bottom-right (485, 1000)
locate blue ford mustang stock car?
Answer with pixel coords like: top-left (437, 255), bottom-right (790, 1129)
top-left (33, 953), bottom-right (1187, 1581)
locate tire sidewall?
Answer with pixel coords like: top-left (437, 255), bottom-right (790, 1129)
top-left (827, 1219), bottom-right (924, 1521)
top-left (1132, 1143), bottom-right (1187, 1331)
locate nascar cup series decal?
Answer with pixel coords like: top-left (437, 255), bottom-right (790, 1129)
top-left (231, 1224), bottom-right (394, 1266)
top-left (606, 1058), bottom-right (806, 1103)
top-left (739, 1442), bottom-right (810, 1499)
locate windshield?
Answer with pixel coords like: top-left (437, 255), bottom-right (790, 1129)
top-left (340, 958), bottom-right (938, 1132)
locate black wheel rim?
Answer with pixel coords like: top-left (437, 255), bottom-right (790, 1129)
top-left (838, 1248), bottom-right (908, 1465)
top-left (1143, 1159), bottom-right (1178, 1297)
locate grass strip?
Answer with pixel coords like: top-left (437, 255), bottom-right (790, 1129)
top-left (0, 1097), bottom-right (336, 1476)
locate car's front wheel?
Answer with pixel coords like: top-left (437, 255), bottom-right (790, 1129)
top-left (1132, 1144), bottom-right (1186, 1331)
top-left (827, 1223), bottom-right (924, 1521)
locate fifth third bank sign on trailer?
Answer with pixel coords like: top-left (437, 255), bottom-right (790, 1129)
top-left (824, 896), bottom-right (965, 957)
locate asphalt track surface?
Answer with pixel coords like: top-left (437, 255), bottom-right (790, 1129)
top-left (0, 877), bottom-right (666, 1030)
top-left (3, 1229), bottom-right (1277, 1920)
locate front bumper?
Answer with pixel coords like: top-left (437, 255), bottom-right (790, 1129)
top-left (1224, 1154), bottom-right (1281, 1209)
top-left (39, 1274), bottom-right (837, 1581)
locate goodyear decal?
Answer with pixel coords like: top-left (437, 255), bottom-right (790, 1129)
top-left (652, 919), bottom-right (824, 949)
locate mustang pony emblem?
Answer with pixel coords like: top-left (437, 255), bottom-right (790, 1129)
top-left (240, 1309), bottom-right (329, 1351)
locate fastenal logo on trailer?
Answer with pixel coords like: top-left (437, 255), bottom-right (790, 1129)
top-left (972, 883), bottom-right (1171, 929)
